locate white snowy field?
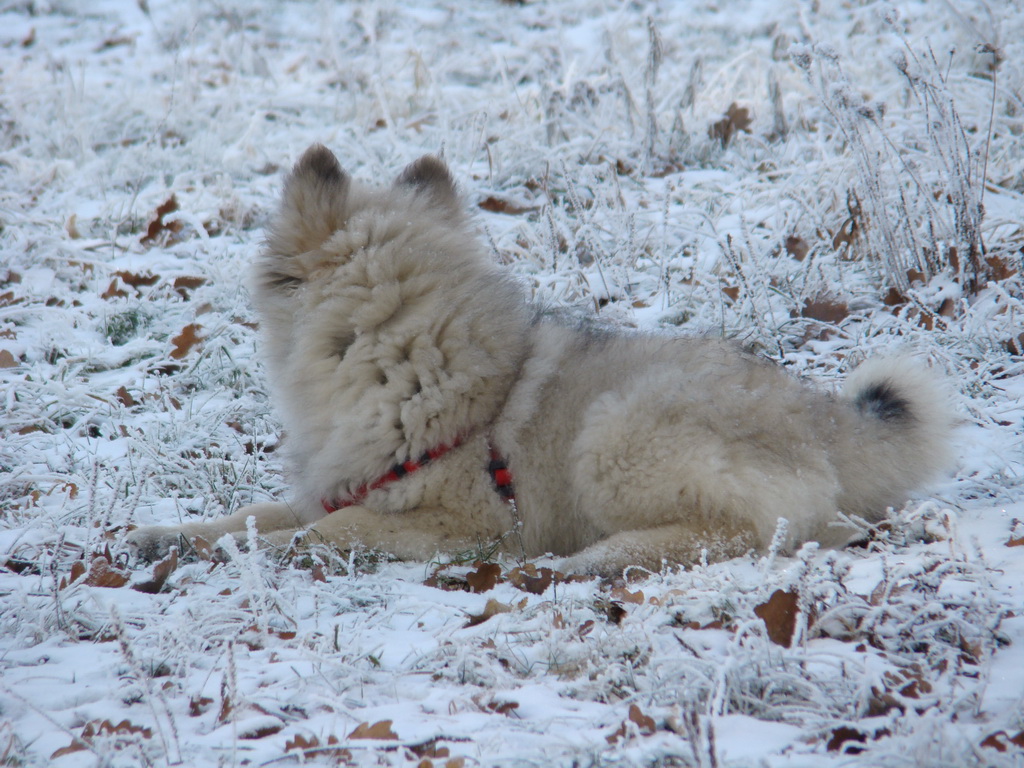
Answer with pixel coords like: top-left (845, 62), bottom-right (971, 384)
top-left (1, 0), bottom-right (1023, 765)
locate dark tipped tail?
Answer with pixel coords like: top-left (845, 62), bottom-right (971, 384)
top-left (834, 358), bottom-right (954, 519)
top-left (853, 380), bottom-right (913, 423)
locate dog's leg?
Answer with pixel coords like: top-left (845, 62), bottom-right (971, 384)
top-left (560, 522), bottom-right (760, 578)
top-left (127, 502), bottom-right (305, 561)
top-left (261, 505), bottom-right (507, 561)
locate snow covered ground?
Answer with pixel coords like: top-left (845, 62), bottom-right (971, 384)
top-left (2, 1), bottom-right (1023, 765)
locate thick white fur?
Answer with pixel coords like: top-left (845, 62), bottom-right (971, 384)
top-left (128, 145), bottom-right (955, 576)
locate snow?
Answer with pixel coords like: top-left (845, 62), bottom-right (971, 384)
top-left (2, 0), bottom-right (1024, 766)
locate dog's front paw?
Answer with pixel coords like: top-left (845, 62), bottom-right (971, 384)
top-left (258, 528), bottom-right (307, 550)
top-left (125, 525), bottom-right (186, 562)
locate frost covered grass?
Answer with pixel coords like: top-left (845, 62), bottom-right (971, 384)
top-left (1, 1), bottom-right (1023, 766)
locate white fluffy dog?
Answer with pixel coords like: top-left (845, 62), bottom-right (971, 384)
top-left (129, 145), bottom-right (953, 575)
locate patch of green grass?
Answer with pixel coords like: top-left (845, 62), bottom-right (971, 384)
top-left (102, 308), bottom-right (150, 346)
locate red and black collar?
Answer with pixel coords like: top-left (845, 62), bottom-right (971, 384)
top-left (322, 437), bottom-right (515, 513)
top-left (487, 447), bottom-right (514, 501)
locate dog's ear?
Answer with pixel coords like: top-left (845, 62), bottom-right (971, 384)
top-left (395, 155), bottom-right (460, 214)
top-left (266, 144), bottom-right (350, 257)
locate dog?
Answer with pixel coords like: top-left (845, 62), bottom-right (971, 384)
top-left (128, 145), bottom-right (953, 576)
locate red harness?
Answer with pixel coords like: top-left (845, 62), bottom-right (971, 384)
top-left (321, 437), bottom-right (515, 513)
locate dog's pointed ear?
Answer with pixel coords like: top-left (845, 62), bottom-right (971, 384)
top-left (295, 143), bottom-right (347, 184)
top-left (286, 144), bottom-right (350, 208)
top-left (395, 155), bottom-right (460, 213)
top-left (266, 144), bottom-right (350, 257)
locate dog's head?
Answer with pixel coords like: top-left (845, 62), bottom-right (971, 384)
top-left (252, 146), bottom-right (482, 356)
top-left (260, 145), bottom-right (464, 274)
top-left (251, 146), bottom-right (530, 495)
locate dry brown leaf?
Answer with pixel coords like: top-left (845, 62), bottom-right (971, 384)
top-left (610, 586), bottom-right (645, 605)
top-left (240, 721), bottom-right (284, 740)
top-left (831, 217), bottom-right (859, 251)
top-left (981, 732), bottom-right (1008, 752)
top-left (84, 555), bottom-right (130, 588)
top-left (284, 733), bottom-right (353, 762)
top-left (466, 561), bottom-right (502, 593)
top-left (174, 276), bottom-right (207, 297)
top-left (826, 725), bottom-right (891, 753)
top-left (1007, 537), bottom-right (1024, 548)
top-left (474, 694), bottom-right (520, 717)
top-left (141, 195), bottom-right (182, 245)
top-left (721, 285), bottom-right (740, 302)
top-left (189, 696), bottom-right (214, 717)
top-left (115, 386), bottom-right (138, 408)
top-left (478, 196), bottom-right (533, 215)
top-left (601, 599), bottom-right (628, 625)
top-left (0, 350), bottom-right (17, 369)
top-left (423, 571), bottom-right (469, 592)
top-left (170, 323), bottom-right (203, 359)
top-left (906, 268), bottom-right (926, 286)
top-left (217, 690), bottom-right (234, 724)
top-left (753, 589), bottom-right (799, 647)
top-left (827, 726), bottom-right (864, 753)
top-left (709, 103), bottom-right (753, 147)
top-left (507, 564), bottom-right (559, 595)
top-left (799, 296), bottom-right (849, 324)
top-left (883, 286), bottom-right (906, 307)
top-left (868, 579), bottom-right (909, 606)
top-left (985, 255), bottom-right (1017, 282)
top-left (101, 279), bottom-right (129, 300)
top-left (132, 548), bottom-right (178, 594)
top-left (628, 704), bottom-right (656, 734)
top-left (1, 558), bottom-right (37, 575)
top-left (347, 720), bottom-right (398, 740)
top-left (185, 535), bottom-right (213, 561)
top-left (907, 306), bottom-right (942, 331)
top-left (285, 734), bottom-right (319, 752)
top-left (115, 270), bottom-right (160, 289)
top-left (1004, 334), bottom-right (1024, 357)
top-left (606, 722), bottom-right (627, 745)
top-left (948, 246), bottom-right (961, 271)
top-left (51, 719), bottom-right (153, 759)
top-left (980, 730), bottom-right (1024, 752)
top-left (785, 235), bottom-right (809, 261)
top-left (866, 665), bottom-right (936, 716)
top-left (408, 738), bottom-right (451, 759)
top-left (96, 35), bottom-right (135, 52)
top-left (50, 741), bottom-right (88, 758)
top-left (465, 598), bottom-right (514, 627)
top-left (606, 704), bottom-right (657, 744)
top-left (884, 664), bottom-right (932, 700)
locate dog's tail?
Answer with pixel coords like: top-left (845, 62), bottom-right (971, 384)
top-left (832, 357), bottom-right (954, 519)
